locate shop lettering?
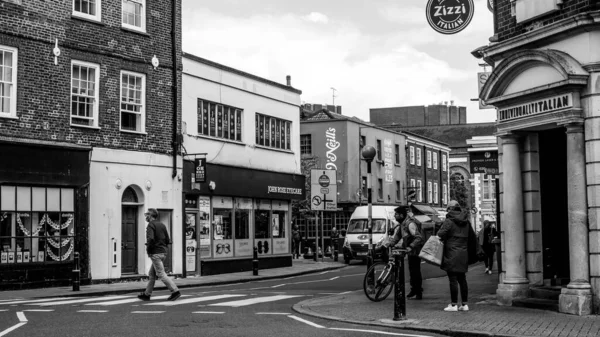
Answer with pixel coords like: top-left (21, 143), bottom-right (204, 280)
top-left (268, 186), bottom-right (302, 195)
top-left (499, 94), bottom-right (571, 121)
top-left (433, 5), bottom-right (466, 16)
top-left (325, 128), bottom-right (340, 170)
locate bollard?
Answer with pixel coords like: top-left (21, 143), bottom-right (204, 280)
top-left (72, 251), bottom-right (80, 291)
top-left (393, 251), bottom-right (406, 321)
top-left (252, 247), bottom-right (259, 276)
top-left (333, 246), bottom-right (338, 262)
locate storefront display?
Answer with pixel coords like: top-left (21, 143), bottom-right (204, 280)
top-left (212, 197), bottom-right (234, 258)
top-left (198, 196), bottom-right (211, 258)
top-left (234, 198), bottom-right (252, 256)
top-left (185, 213), bottom-right (196, 272)
top-left (254, 199), bottom-right (272, 256)
top-left (272, 200), bottom-right (288, 255)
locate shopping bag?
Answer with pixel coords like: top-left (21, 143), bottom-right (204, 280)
top-left (418, 235), bottom-right (444, 267)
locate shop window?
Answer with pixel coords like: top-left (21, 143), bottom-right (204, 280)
top-left (0, 186), bottom-right (75, 265)
top-left (198, 99), bottom-right (242, 142)
top-left (256, 113), bottom-right (291, 151)
top-left (157, 210), bottom-right (173, 272)
top-left (213, 197), bottom-right (233, 258)
top-left (254, 209), bottom-right (270, 239)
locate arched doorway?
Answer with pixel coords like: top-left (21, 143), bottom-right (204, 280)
top-left (121, 186), bottom-right (142, 274)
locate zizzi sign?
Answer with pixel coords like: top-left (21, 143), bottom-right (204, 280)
top-left (426, 0), bottom-right (474, 35)
top-left (325, 127), bottom-right (340, 170)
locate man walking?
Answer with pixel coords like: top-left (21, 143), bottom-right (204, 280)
top-left (386, 205), bottom-right (424, 299)
top-left (292, 224), bottom-right (302, 259)
top-left (138, 208), bottom-right (181, 301)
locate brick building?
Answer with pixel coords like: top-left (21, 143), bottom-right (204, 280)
top-left (474, 0), bottom-right (600, 315)
top-left (0, 0), bottom-right (182, 288)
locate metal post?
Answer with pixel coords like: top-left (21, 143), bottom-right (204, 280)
top-left (72, 251), bottom-right (80, 291)
top-left (252, 247), bottom-right (259, 276)
top-left (393, 252), bottom-right (406, 321)
top-left (333, 213), bottom-right (338, 261)
top-left (367, 159), bottom-right (374, 281)
top-left (314, 215), bottom-right (318, 262)
top-left (321, 211), bottom-right (324, 262)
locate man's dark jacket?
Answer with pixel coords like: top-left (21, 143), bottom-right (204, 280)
top-left (146, 220), bottom-right (170, 255)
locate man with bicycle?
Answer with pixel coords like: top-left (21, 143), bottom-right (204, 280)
top-left (385, 205), bottom-right (424, 300)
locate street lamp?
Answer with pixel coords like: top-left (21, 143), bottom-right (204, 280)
top-left (361, 145), bottom-right (377, 277)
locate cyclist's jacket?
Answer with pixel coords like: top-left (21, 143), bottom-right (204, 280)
top-left (388, 216), bottom-right (424, 257)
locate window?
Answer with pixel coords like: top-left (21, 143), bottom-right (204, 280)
top-left (483, 176), bottom-right (496, 200)
top-left (122, 0), bottom-right (145, 32)
top-left (427, 150), bottom-right (432, 169)
top-left (434, 182), bottom-right (438, 203)
top-left (417, 180), bottom-right (422, 202)
top-left (360, 135), bottom-right (366, 149)
top-left (198, 100), bottom-right (242, 142)
top-left (433, 152), bottom-right (438, 170)
top-left (409, 146), bottom-right (415, 165)
top-left (256, 113), bottom-right (291, 150)
top-left (442, 154), bottom-right (447, 171)
top-left (73, 0), bottom-right (101, 21)
top-left (377, 179), bottom-right (383, 200)
top-left (120, 71), bottom-right (145, 133)
top-left (0, 46), bottom-right (17, 118)
top-left (396, 181), bottom-right (400, 200)
top-left (410, 179), bottom-right (415, 188)
top-left (0, 186), bottom-right (75, 265)
top-left (443, 183), bottom-right (448, 205)
top-left (71, 61), bottom-right (99, 128)
top-left (416, 148), bottom-right (422, 166)
top-left (427, 181), bottom-right (432, 203)
top-left (376, 139), bottom-right (382, 161)
top-left (300, 135), bottom-right (312, 155)
top-left (362, 177), bottom-right (367, 199)
top-left (394, 144), bottom-right (400, 165)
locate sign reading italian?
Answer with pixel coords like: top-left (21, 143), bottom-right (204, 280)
top-left (498, 94), bottom-right (573, 121)
top-left (310, 169), bottom-right (337, 211)
top-left (426, 0), bottom-right (474, 35)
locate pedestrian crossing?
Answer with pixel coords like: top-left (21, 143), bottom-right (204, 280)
top-left (0, 293), bottom-right (304, 310)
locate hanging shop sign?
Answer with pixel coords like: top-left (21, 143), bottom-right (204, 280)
top-left (426, 0), bottom-right (475, 35)
top-left (469, 151), bottom-right (498, 175)
top-left (498, 94), bottom-right (573, 122)
top-left (194, 158), bottom-right (206, 183)
top-left (477, 72), bottom-right (494, 109)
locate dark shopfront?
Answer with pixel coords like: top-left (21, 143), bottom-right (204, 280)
top-left (183, 161), bottom-right (305, 276)
top-left (0, 141), bottom-right (90, 290)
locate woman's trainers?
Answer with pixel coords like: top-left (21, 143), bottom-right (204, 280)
top-left (167, 291), bottom-right (181, 301)
top-left (484, 268), bottom-right (489, 274)
top-left (487, 270), bottom-right (493, 275)
top-left (459, 304), bottom-right (469, 311)
top-left (444, 304), bottom-right (458, 312)
top-left (137, 293), bottom-right (151, 301)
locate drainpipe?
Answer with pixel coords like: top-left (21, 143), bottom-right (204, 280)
top-left (171, 0), bottom-right (179, 179)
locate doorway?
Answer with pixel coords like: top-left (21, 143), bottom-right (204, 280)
top-left (538, 128), bottom-right (570, 284)
top-left (121, 205), bottom-right (138, 274)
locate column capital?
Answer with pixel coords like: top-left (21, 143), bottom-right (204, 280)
top-left (561, 121), bottom-right (584, 134)
top-left (498, 133), bottom-right (521, 144)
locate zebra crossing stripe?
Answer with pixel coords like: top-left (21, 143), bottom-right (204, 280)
top-left (209, 295), bottom-right (303, 307)
top-left (32, 295), bottom-right (132, 306)
top-left (86, 294), bottom-right (181, 306)
top-left (145, 294), bottom-right (246, 307)
top-left (0, 298), bottom-right (72, 306)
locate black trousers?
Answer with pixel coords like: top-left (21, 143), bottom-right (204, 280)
top-left (483, 246), bottom-right (495, 270)
top-left (408, 255), bottom-right (423, 293)
top-left (292, 240), bottom-right (301, 257)
top-left (447, 271), bottom-right (468, 304)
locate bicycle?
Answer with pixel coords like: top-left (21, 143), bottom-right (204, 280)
top-left (363, 247), bottom-right (407, 302)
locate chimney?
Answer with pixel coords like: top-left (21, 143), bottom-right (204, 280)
top-left (444, 101), bottom-right (448, 106)
top-left (450, 100), bottom-right (454, 106)
top-left (286, 75), bottom-right (291, 86)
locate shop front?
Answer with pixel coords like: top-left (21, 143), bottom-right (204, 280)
top-left (0, 140), bottom-right (90, 290)
top-left (183, 161), bottom-right (305, 276)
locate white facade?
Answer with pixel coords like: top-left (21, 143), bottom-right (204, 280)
top-left (89, 148), bottom-right (183, 279)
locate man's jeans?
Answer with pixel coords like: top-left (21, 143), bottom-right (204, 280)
top-left (145, 253), bottom-right (179, 296)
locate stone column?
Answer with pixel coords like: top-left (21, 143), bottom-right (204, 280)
top-left (497, 134), bottom-right (530, 306)
top-left (559, 122), bottom-right (593, 315)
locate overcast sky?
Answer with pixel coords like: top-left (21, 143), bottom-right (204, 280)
top-left (182, 0), bottom-right (497, 124)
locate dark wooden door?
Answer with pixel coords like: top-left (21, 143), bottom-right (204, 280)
top-left (121, 206), bottom-right (138, 274)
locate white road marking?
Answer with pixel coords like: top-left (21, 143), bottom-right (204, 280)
top-left (23, 309), bottom-right (54, 312)
top-left (77, 310), bottom-right (108, 313)
top-left (0, 310), bottom-right (7, 312)
top-left (0, 299), bottom-right (21, 302)
top-left (146, 294), bottom-right (246, 307)
top-left (0, 297), bottom-right (72, 305)
top-left (270, 284), bottom-right (286, 288)
top-left (330, 327), bottom-right (433, 337)
top-left (86, 294), bottom-right (178, 306)
top-left (329, 276), bottom-right (340, 280)
top-left (338, 291), bottom-right (353, 295)
top-left (318, 271), bottom-right (330, 275)
top-left (318, 293), bottom-right (340, 295)
top-left (192, 311), bottom-right (225, 314)
top-left (131, 311), bottom-right (165, 314)
top-left (33, 295), bottom-right (132, 306)
top-left (0, 322), bottom-right (26, 337)
top-left (287, 315), bottom-right (324, 328)
top-left (209, 295), bottom-right (303, 307)
top-left (256, 312), bottom-right (290, 315)
top-left (16, 312), bottom-right (27, 322)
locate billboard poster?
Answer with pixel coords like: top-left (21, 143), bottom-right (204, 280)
top-left (198, 196), bottom-right (211, 258)
top-left (383, 139), bottom-right (394, 183)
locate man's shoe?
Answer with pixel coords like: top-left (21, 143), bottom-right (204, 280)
top-left (412, 293), bottom-right (422, 300)
top-left (458, 304), bottom-right (469, 311)
top-left (487, 270), bottom-right (493, 275)
top-left (167, 291), bottom-right (181, 301)
top-left (444, 304), bottom-right (458, 312)
top-left (484, 268), bottom-right (489, 274)
top-left (137, 293), bottom-right (151, 301)
top-left (406, 289), bottom-right (417, 298)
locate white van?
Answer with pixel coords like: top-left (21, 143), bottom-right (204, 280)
top-left (341, 205), bottom-right (397, 264)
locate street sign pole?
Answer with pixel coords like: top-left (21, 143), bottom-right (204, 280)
top-left (321, 210), bottom-right (324, 262)
top-left (314, 215), bottom-right (318, 262)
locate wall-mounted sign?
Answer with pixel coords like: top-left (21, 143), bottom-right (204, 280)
top-left (469, 151), bottom-right (498, 175)
top-left (383, 139), bottom-right (394, 183)
top-left (194, 158), bottom-right (206, 183)
top-left (498, 94), bottom-right (572, 121)
top-left (477, 72), bottom-right (494, 110)
top-left (325, 127), bottom-right (340, 170)
top-left (426, 0), bottom-right (475, 35)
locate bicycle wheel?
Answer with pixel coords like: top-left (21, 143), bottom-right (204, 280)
top-left (363, 262), bottom-right (394, 302)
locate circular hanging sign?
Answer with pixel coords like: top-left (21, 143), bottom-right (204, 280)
top-left (426, 0), bottom-right (475, 35)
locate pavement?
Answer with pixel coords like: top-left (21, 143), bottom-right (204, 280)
top-left (2, 258), bottom-right (600, 337)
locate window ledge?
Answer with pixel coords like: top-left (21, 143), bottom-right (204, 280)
top-left (189, 133), bottom-right (245, 146)
top-left (394, 163), bottom-right (401, 167)
top-left (71, 124), bottom-right (101, 130)
top-left (121, 26), bottom-right (150, 36)
top-left (255, 145), bottom-right (294, 154)
top-left (120, 130), bottom-right (147, 135)
top-left (71, 14), bottom-right (105, 26)
top-left (0, 115), bottom-right (19, 120)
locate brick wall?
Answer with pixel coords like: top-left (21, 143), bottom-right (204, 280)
top-left (0, 0), bottom-right (182, 155)
top-left (496, 0), bottom-right (594, 42)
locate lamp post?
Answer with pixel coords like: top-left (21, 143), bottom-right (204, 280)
top-left (361, 145), bottom-right (377, 279)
